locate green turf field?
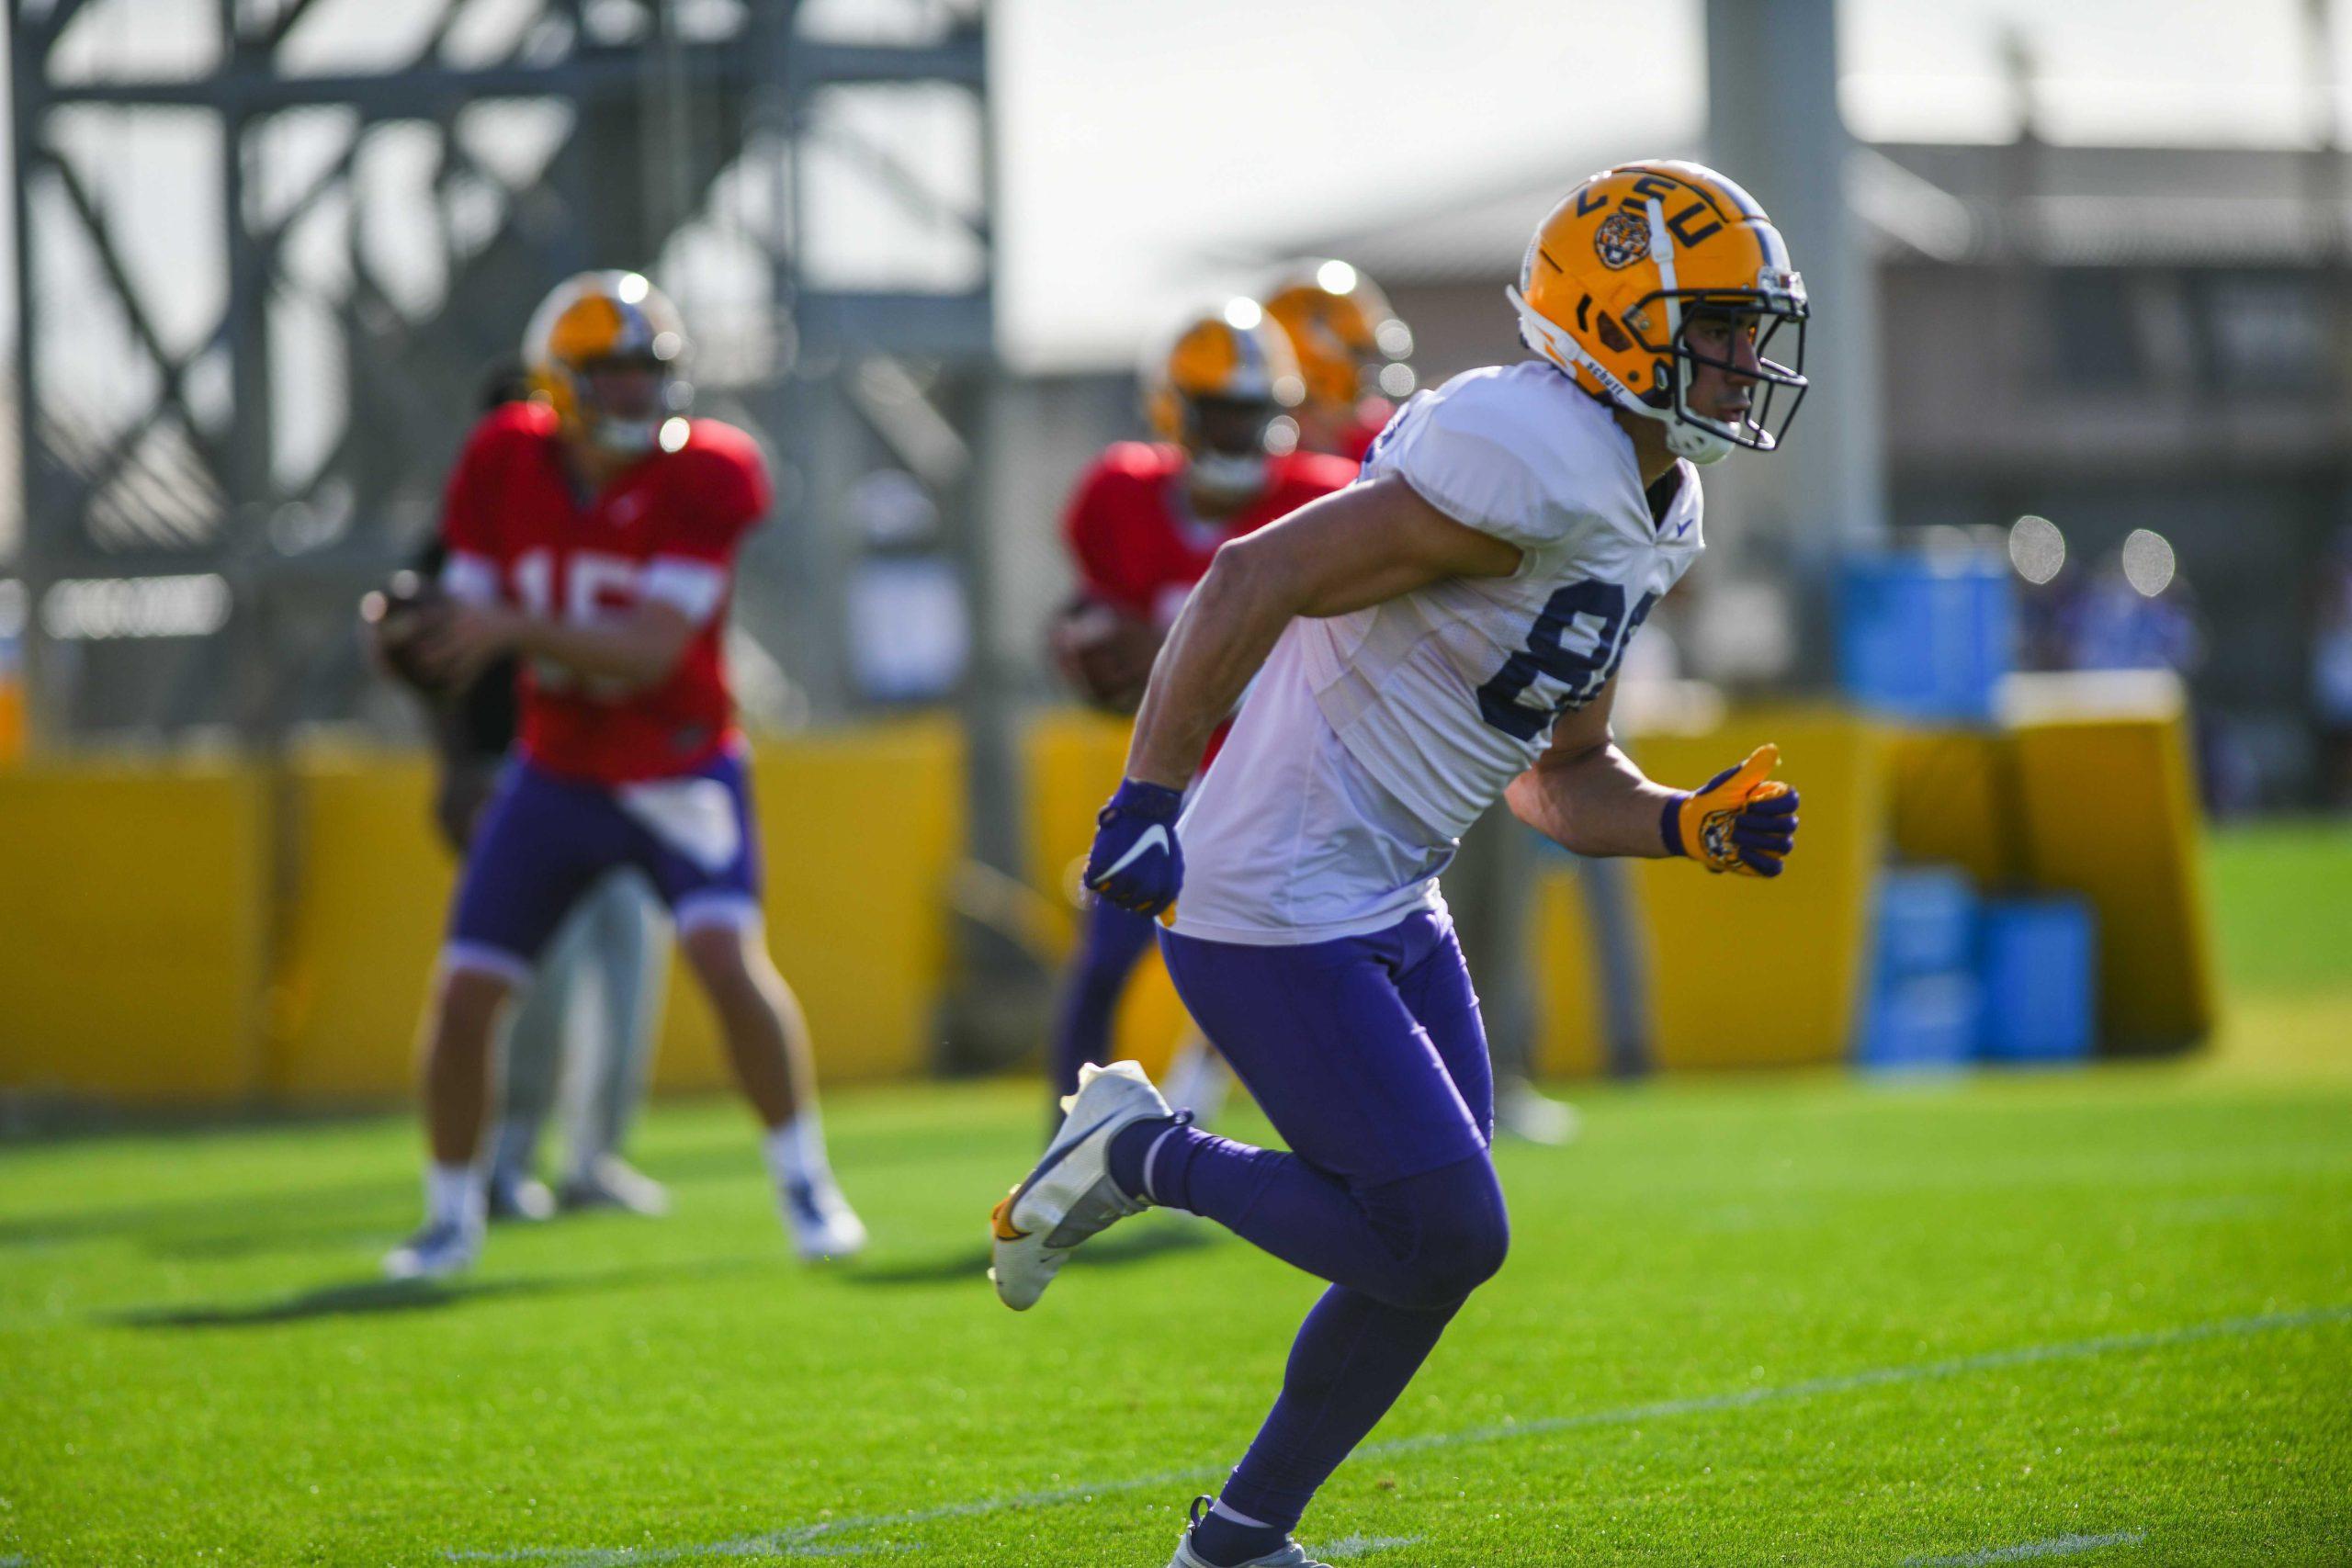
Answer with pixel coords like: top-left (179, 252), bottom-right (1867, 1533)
top-left (4, 826), bottom-right (2348, 1566)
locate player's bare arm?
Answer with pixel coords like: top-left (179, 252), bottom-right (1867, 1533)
top-left (1125, 473), bottom-right (1521, 789)
top-left (416, 598), bottom-right (695, 691)
top-left (1502, 676), bottom-right (1684, 858)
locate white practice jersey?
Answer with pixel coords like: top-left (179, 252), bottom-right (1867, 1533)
top-left (1173, 361), bottom-right (1703, 946)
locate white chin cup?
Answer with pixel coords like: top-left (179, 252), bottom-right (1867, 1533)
top-left (1665, 420), bottom-right (1734, 465)
top-left (1191, 451), bottom-right (1268, 498)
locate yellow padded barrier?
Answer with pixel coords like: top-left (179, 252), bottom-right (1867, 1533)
top-left (0, 677), bottom-right (25, 767)
top-left (651, 720), bottom-right (966, 1089)
top-left (2004, 697), bottom-right (2216, 1053)
top-left (1528, 867), bottom-right (1608, 1079)
top-left (0, 761), bottom-right (270, 1101)
top-left (1882, 727), bottom-right (2020, 887)
top-left (1881, 682), bottom-right (2216, 1055)
top-left (1023, 709), bottom-right (1193, 1077)
top-left (256, 722), bottom-right (963, 1107)
top-left (1626, 709), bottom-right (1883, 1070)
top-left (266, 751), bottom-right (449, 1100)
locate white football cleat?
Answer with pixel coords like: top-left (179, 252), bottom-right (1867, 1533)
top-left (1168, 1497), bottom-right (1333, 1567)
top-left (989, 1059), bottom-right (1169, 1311)
top-left (559, 1155), bottom-right (671, 1217)
top-left (1495, 1078), bottom-right (1580, 1147)
top-left (381, 1218), bottom-right (481, 1281)
top-left (781, 1174), bottom-right (868, 1262)
top-left (486, 1168), bottom-right (556, 1224)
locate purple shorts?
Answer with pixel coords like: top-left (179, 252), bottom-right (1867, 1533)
top-left (446, 747), bottom-right (762, 984)
top-left (1159, 908), bottom-right (1493, 1188)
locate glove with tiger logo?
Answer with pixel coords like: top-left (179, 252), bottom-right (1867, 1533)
top-left (1662, 744), bottom-right (1799, 877)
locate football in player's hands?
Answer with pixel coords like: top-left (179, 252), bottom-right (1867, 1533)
top-left (1048, 595), bottom-right (1161, 715)
top-left (360, 570), bottom-right (455, 695)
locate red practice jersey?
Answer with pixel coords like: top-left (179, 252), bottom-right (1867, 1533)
top-left (1062, 443), bottom-right (1356, 627)
top-left (1061, 442), bottom-right (1354, 765)
top-left (438, 402), bottom-right (770, 784)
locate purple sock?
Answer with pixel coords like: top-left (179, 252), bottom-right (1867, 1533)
top-left (1105, 1114), bottom-right (1176, 1202)
top-left (1216, 1284), bottom-right (1459, 1535)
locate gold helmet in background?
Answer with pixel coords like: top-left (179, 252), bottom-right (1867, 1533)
top-left (1142, 299), bottom-right (1306, 499)
top-left (1263, 259), bottom-right (1415, 415)
top-left (523, 270), bottom-right (693, 457)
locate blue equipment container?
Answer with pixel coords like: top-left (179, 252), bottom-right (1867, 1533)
top-left (1860, 972), bottom-right (1984, 1070)
top-left (1858, 863), bottom-right (1984, 1069)
top-left (1838, 549), bottom-right (2016, 722)
top-left (1977, 897), bottom-right (2098, 1063)
top-left (1873, 865), bottom-right (1978, 979)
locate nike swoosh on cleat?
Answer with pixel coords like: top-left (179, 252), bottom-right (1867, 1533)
top-left (1006, 1109), bottom-right (1125, 1218)
top-left (1102, 824), bottom-right (1170, 880)
top-left (990, 1190), bottom-right (1028, 1242)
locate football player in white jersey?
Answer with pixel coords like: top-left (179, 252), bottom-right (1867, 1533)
top-left (988, 162), bottom-right (1808, 1567)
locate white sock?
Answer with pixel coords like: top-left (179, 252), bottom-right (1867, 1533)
top-left (761, 1112), bottom-right (832, 1190)
top-left (426, 1162), bottom-right (485, 1231)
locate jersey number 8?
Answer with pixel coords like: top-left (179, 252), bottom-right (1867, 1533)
top-left (1476, 579), bottom-right (1657, 740)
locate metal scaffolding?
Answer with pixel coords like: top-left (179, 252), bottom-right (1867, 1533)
top-left (6, 0), bottom-right (996, 746)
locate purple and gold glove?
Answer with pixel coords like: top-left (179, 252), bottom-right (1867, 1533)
top-left (1662, 743), bottom-right (1800, 878)
top-left (1083, 779), bottom-right (1185, 916)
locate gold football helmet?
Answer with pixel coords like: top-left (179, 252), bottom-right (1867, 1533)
top-left (523, 271), bottom-right (693, 456)
top-left (1262, 259), bottom-right (1415, 412)
top-left (1142, 299), bottom-right (1306, 498)
top-left (1508, 161), bottom-right (1807, 464)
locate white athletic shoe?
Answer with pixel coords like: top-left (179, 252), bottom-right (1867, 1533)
top-left (1495, 1078), bottom-right (1580, 1147)
top-left (381, 1218), bottom-right (481, 1281)
top-left (781, 1174), bottom-right (868, 1262)
top-left (559, 1155), bottom-right (671, 1217)
top-left (1167, 1496), bottom-right (1332, 1568)
top-left (989, 1058), bottom-right (1169, 1311)
top-left (486, 1168), bottom-right (556, 1224)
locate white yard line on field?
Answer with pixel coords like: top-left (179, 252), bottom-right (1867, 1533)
top-left (1903, 1531), bottom-right (2147, 1565)
top-left (450, 1303), bottom-right (2349, 1567)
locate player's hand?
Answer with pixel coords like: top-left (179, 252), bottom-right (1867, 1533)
top-left (1662, 743), bottom-right (1799, 877)
top-left (410, 602), bottom-right (523, 691)
top-left (1082, 779), bottom-right (1185, 917)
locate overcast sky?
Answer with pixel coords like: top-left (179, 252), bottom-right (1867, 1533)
top-left (996, 0), bottom-right (2352, 367)
top-left (5, 0), bottom-right (2348, 374)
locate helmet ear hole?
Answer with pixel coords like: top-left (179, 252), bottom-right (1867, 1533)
top-left (1595, 314), bottom-right (1633, 355)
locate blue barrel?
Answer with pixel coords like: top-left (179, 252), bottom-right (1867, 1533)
top-left (1838, 549), bottom-right (2016, 722)
top-left (1977, 897), bottom-right (2098, 1062)
top-left (1873, 865), bottom-right (1979, 980)
top-left (1859, 972), bottom-right (1984, 1070)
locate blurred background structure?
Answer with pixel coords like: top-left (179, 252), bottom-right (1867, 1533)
top-left (1, 0), bottom-right (2345, 1109)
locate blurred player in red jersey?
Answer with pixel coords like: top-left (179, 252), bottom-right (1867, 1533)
top-left (1045, 300), bottom-right (1357, 1120)
top-left (1261, 259), bottom-right (1417, 466)
top-left (379, 272), bottom-right (865, 1279)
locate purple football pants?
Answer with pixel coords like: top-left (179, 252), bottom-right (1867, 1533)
top-left (1148, 909), bottom-right (1510, 1540)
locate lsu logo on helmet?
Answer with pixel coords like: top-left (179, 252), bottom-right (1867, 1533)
top-left (523, 271), bottom-right (693, 457)
top-left (1592, 210), bottom-right (1649, 270)
top-left (1508, 159), bottom-right (1809, 465)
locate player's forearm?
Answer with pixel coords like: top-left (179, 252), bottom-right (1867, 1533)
top-left (511, 614), bottom-right (685, 687)
top-left (1123, 546), bottom-right (1295, 789)
top-left (1504, 738), bottom-right (1679, 859)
